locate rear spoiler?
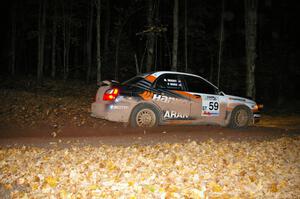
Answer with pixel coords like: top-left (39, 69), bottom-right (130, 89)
top-left (97, 80), bottom-right (120, 86)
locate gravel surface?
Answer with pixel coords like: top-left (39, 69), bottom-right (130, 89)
top-left (1, 135), bottom-right (299, 198)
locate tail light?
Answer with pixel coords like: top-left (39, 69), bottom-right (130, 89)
top-left (103, 88), bottom-right (119, 101)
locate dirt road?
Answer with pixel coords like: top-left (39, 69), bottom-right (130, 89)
top-left (1, 124), bottom-right (299, 147)
top-left (1, 87), bottom-right (300, 147)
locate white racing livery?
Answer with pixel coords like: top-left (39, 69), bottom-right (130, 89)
top-left (91, 71), bottom-right (262, 128)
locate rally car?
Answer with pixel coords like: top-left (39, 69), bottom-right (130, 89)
top-left (91, 71), bottom-right (262, 128)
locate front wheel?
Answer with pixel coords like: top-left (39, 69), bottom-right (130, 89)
top-left (228, 106), bottom-right (252, 128)
top-left (130, 104), bottom-right (159, 128)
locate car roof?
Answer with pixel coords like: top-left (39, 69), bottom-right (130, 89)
top-left (149, 71), bottom-right (201, 78)
top-left (147, 71), bottom-right (219, 89)
top-left (137, 71), bottom-right (201, 78)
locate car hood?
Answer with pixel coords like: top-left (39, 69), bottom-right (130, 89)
top-left (225, 94), bottom-right (257, 105)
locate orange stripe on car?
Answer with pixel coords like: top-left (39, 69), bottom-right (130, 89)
top-left (139, 91), bottom-right (154, 101)
top-left (173, 90), bottom-right (201, 102)
top-left (145, 75), bottom-right (156, 83)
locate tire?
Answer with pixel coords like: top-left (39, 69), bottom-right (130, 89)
top-left (130, 104), bottom-right (159, 128)
top-left (228, 106), bottom-right (252, 128)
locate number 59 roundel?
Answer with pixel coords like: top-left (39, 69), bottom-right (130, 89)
top-left (201, 95), bottom-right (220, 116)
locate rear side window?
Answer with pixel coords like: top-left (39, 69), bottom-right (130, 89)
top-left (155, 74), bottom-right (185, 91)
top-left (184, 75), bottom-right (217, 94)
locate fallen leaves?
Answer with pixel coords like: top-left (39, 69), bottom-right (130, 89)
top-left (0, 136), bottom-right (299, 198)
top-left (45, 176), bottom-right (58, 188)
top-left (0, 85), bottom-right (105, 131)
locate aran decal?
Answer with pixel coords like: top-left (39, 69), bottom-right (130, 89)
top-left (164, 110), bottom-right (189, 119)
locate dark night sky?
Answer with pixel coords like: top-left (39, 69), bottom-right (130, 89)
top-left (0, 0), bottom-right (300, 107)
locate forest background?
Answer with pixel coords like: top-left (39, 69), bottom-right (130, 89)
top-left (0, 0), bottom-right (299, 109)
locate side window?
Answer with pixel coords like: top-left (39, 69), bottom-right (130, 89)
top-left (155, 74), bottom-right (185, 91)
top-left (184, 75), bottom-right (217, 94)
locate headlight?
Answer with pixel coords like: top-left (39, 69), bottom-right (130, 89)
top-left (257, 104), bottom-right (264, 110)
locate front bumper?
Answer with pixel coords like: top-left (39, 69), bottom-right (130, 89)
top-left (253, 113), bottom-right (261, 123)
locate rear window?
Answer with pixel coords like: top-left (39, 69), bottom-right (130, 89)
top-left (122, 76), bottom-right (144, 86)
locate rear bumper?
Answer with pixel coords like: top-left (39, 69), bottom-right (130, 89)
top-left (91, 101), bottom-right (131, 123)
top-left (91, 102), bottom-right (107, 119)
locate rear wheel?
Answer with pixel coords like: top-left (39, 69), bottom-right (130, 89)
top-left (228, 106), bottom-right (252, 128)
top-left (130, 104), bottom-right (159, 127)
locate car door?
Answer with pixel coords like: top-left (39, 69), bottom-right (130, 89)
top-left (183, 75), bottom-right (227, 124)
top-left (153, 74), bottom-right (191, 121)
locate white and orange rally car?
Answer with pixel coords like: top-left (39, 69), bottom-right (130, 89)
top-left (91, 71), bottom-right (262, 128)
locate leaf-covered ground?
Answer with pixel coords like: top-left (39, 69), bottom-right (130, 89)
top-left (257, 115), bottom-right (300, 129)
top-left (1, 137), bottom-right (299, 198)
top-left (1, 79), bottom-right (300, 198)
top-left (0, 80), bottom-right (113, 134)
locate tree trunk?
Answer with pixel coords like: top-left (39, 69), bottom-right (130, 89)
top-left (64, 20), bottom-right (71, 80)
top-left (37, 0), bottom-right (46, 85)
top-left (139, 40), bottom-right (147, 74)
top-left (86, 0), bottom-right (94, 82)
top-left (63, 2), bottom-right (71, 80)
top-left (134, 53), bottom-right (139, 75)
top-left (114, 8), bottom-right (144, 79)
top-left (104, 0), bottom-right (110, 65)
top-left (63, 3), bottom-right (66, 80)
top-left (114, 23), bottom-right (121, 80)
top-left (163, 31), bottom-right (172, 68)
top-left (217, 0), bottom-right (225, 88)
top-left (209, 52), bottom-right (214, 82)
top-left (171, 0), bottom-right (179, 71)
top-left (184, 0), bottom-right (188, 72)
top-left (11, 1), bottom-right (17, 76)
top-left (51, 0), bottom-right (57, 78)
top-left (154, 36), bottom-right (158, 71)
top-left (245, 0), bottom-right (257, 99)
top-left (146, 0), bottom-right (155, 72)
top-left (96, 0), bottom-right (102, 83)
top-left (114, 16), bottom-right (131, 80)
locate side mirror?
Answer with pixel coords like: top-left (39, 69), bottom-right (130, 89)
top-left (218, 91), bottom-right (225, 96)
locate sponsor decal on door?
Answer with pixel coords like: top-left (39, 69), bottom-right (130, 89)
top-left (164, 110), bottom-right (189, 119)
